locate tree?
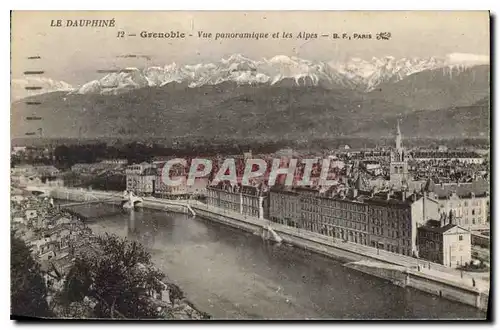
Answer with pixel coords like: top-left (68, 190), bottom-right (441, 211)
top-left (11, 232), bottom-right (52, 318)
top-left (62, 233), bottom-right (166, 319)
top-left (168, 283), bottom-right (185, 306)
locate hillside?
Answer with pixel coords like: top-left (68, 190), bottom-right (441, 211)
top-left (352, 97), bottom-right (490, 138)
top-left (10, 54), bottom-right (490, 143)
top-left (11, 83), bottom-right (410, 141)
top-left (370, 65), bottom-right (490, 111)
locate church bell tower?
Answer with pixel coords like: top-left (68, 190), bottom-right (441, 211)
top-left (390, 120), bottom-right (409, 189)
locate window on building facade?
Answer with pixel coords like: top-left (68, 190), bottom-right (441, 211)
top-left (459, 235), bottom-right (463, 241)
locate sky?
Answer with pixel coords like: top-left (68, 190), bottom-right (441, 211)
top-left (11, 11), bottom-right (490, 85)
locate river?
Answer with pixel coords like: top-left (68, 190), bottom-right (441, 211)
top-left (65, 202), bottom-right (486, 320)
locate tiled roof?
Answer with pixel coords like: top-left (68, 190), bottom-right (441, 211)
top-left (209, 182), bottom-right (266, 196)
top-left (412, 151), bottom-right (482, 159)
top-left (427, 179), bottom-right (489, 199)
top-left (418, 222), bottom-right (470, 234)
top-left (418, 223), bottom-right (457, 234)
top-left (269, 185), bottom-right (298, 195)
top-left (141, 167), bottom-right (158, 176)
top-left (360, 192), bottom-right (415, 207)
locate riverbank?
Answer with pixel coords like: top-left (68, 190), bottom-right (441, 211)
top-left (188, 201), bottom-right (489, 312)
top-left (48, 187), bottom-right (489, 312)
top-left (12, 190), bottom-right (210, 320)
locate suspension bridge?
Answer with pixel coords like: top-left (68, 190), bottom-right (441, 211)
top-left (58, 197), bottom-right (120, 208)
top-left (47, 188), bottom-right (145, 210)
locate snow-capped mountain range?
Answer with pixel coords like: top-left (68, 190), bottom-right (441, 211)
top-left (11, 77), bottom-right (73, 102)
top-left (330, 53), bottom-right (489, 89)
top-left (11, 53), bottom-right (489, 99)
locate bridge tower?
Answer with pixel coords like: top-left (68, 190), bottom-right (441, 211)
top-left (122, 190), bottom-right (143, 209)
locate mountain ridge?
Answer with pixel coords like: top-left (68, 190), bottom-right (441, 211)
top-left (75, 53), bottom-right (489, 95)
top-left (11, 53), bottom-right (489, 101)
top-left (11, 81), bottom-right (490, 141)
top-left (10, 53), bottom-right (490, 142)
top-left (11, 77), bottom-right (74, 102)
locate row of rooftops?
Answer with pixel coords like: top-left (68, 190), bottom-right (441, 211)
top-left (269, 175), bottom-right (489, 206)
top-left (161, 167), bottom-right (489, 205)
top-left (12, 165), bottom-right (60, 177)
top-left (269, 183), bottom-right (430, 207)
top-left (411, 151), bottom-right (483, 159)
top-left (207, 181), bottom-right (268, 197)
top-left (423, 178), bottom-right (489, 199)
top-left (125, 153), bottom-right (489, 200)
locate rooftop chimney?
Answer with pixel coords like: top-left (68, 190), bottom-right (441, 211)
top-left (449, 210), bottom-right (456, 225)
top-left (340, 190), bottom-right (346, 199)
top-left (423, 191), bottom-right (427, 221)
top-left (440, 212), bottom-right (446, 227)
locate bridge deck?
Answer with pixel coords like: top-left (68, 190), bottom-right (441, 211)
top-left (59, 198), bottom-right (120, 207)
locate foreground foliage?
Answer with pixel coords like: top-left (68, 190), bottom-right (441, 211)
top-left (61, 233), bottom-right (166, 319)
top-left (11, 232), bottom-right (53, 318)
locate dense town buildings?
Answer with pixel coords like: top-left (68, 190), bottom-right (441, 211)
top-left (411, 151), bottom-right (484, 165)
top-left (10, 194), bottom-right (93, 273)
top-left (116, 122), bottom-right (486, 266)
top-left (12, 164), bottom-right (60, 178)
top-left (361, 160), bottom-right (382, 176)
top-left (11, 165), bottom-right (62, 187)
top-left (197, 123), bottom-right (481, 265)
top-left (10, 189), bottom-right (207, 320)
top-left (268, 182), bottom-right (439, 257)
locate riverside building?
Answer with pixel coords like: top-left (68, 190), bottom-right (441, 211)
top-left (206, 181), bottom-right (269, 219)
top-left (417, 218), bottom-right (472, 267)
top-left (125, 162), bottom-right (157, 196)
top-left (268, 177), bottom-right (440, 257)
top-left (424, 178), bottom-right (490, 231)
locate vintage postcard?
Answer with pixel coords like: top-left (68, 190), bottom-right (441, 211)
top-left (10, 11), bottom-right (490, 320)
